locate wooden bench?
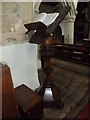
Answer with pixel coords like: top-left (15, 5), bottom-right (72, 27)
top-left (2, 64), bottom-right (21, 119)
top-left (15, 84), bottom-right (43, 120)
top-left (1, 64), bottom-right (43, 120)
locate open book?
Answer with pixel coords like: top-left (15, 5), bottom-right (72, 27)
top-left (33, 12), bottom-right (59, 26)
top-left (24, 6), bottom-right (70, 43)
top-left (24, 5), bottom-right (71, 35)
top-left (24, 12), bottom-right (59, 34)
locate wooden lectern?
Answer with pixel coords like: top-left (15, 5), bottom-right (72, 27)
top-left (24, 5), bottom-right (70, 109)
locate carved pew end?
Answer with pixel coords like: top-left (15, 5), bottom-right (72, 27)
top-left (15, 84), bottom-right (44, 120)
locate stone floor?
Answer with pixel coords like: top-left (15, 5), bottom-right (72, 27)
top-left (38, 58), bottom-right (89, 119)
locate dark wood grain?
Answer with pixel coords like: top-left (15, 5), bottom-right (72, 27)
top-left (0, 64), bottom-right (2, 119)
top-left (15, 84), bottom-right (44, 120)
top-left (2, 64), bottom-right (21, 119)
top-left (1, 64), bottom-right (44, 120)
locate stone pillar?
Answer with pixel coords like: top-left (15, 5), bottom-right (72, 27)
top-left (33, 1), bottom-right (42, 18)
top-left (88, 1), bottom-right (90, 39)
top-left (64, 15), bottom-right (76, 44)
top-left (33, 1), bottom-right (42, 69)
top-left (60, 1), bottom-right (78, 44)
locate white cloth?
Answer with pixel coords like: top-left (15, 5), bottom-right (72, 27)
top-left (0, 43), bottom-right (40, 89)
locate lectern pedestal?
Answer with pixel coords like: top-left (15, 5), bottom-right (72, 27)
top-left (37, 35), bottom-right (64, 109)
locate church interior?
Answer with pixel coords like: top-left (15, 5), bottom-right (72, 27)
top-left (0, 0), bottom-right (90, 119)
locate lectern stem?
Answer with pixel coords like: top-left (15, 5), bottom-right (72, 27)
top-left (37, 35), bottom-right (64, 109)
top-left (46, 58), bottom-right (51, 81)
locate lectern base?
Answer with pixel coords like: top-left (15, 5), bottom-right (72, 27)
top-left (37, 82), bottom-right (64, 110)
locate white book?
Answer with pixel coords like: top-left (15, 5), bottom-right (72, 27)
top-left (33, 12), bottom-right (59, 26)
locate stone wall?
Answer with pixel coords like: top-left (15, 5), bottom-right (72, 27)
top-left (0, 2), bottom-right (2, 45)
top-left (0, 2), bottom-right (41, 90)
top-left (1, 2), bottom-right (34, 46)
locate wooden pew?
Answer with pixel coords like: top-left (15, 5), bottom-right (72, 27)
top-left (1, 63), bottom-right (44, 120)
top-left (53, 44), bottom-right (90, 66)
top-left (0, 64), bottom-right (2, 119)
top-left (2, 64), bottom-right (21, 119)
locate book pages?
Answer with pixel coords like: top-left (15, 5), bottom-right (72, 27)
top-left (33, 12), bottom-right (47, 23)
top-left (43, 13), bottom-right (59, 26)
top-left (33, 12), bottom-right (59, 26)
